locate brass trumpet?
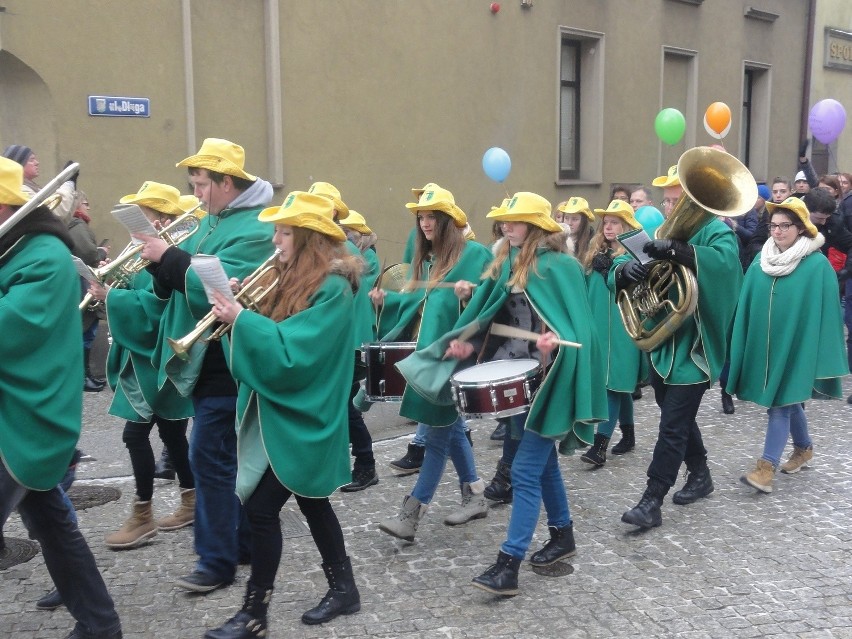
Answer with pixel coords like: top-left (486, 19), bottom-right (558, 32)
top-left (167, 251), bottom-right (281, 361)
top-left (79, 204), bottom-right (203, 311)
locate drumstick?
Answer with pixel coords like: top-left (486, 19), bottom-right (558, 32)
top-left (405, 280), bottom-right (478, 290)
top-left (490, 323), bottom-right (582, 348)
top-left (441, 322), bottom-right (481, 360)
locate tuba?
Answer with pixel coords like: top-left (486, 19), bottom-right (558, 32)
top-left (0, 163), bottom-right (80, 241)
top-left (617, 146), bottom-right (756, 351)
top-left (79, 204), bottom-right (204, 311)
top-left (167, 251), bottom-right (280, 361)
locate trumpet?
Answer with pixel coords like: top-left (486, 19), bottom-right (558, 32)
top-left (79, 204), bottom-right (203, 311)
top-left (167, 251), bottom-right (281, 361)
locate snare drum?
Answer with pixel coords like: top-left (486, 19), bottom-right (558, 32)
top-left (362, 342), bottom-right (416, 401)
top-left (450, 359), bottom-right (543, 419)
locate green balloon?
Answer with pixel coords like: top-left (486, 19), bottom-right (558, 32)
top-left (654, 108), bottom-right (686, 145)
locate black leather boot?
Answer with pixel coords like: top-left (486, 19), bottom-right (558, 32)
top-left (721, 390), bottom-right (735, 414)
top-left (580, 433), bottom-right (610, 466)
top-left (529, 524), bottom-right (576, 567)
top-left (621, 482), bottom-right (666, 528)
top-left (153, 447), bottom-right (175, 480)
top-left (610, 424), bottom-right (635, 455)
top-left (340, 465), bottom-right (379, 492)
top-left (389, 443), bottom-right (425, 475)
top-left (472, 551), bottom-right (522, 595)
top-left (672, 460), bottom-right (714, 505)
top-left (83, 348), bottom-right (105, 393)
top-left (204, 581), bottom-right (272, 639)
top-left (483, 459), bottom-right (513, 504)
top-left (301, 557), bottom-right (361, 625)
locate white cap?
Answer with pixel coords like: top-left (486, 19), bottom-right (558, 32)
top-left (794, 171), bottom-right (807, 182)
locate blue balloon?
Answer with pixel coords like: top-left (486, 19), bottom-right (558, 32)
top-left (635, 205), bottom-right (664, 237)
top-left (482, 147), bottom-right (511, 183)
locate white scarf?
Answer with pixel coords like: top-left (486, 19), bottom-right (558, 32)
top-left (760, 232), bottom-right (824, 277)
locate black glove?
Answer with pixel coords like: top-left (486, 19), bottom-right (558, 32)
top-left (798, 139), bottom-right (809, 159)
top-left (63, 160), bottom-right (80, 186)
top-left (615, 259), bottom-right (648, 290)
top-left (643, 239), bottom-right (696, 270)
top-left (590, 252), bottom-right (614, 275)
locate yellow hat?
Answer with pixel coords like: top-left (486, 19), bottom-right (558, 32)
top-left (463, 225), bottom-right (477, 241)
top-left (0, 157), bottom-right (29, 206)
top-left (178, 195), bottom-right (207, 218)
top-left (593, 199), bottom-right (643, 230)
top-left (176, 138), bottom-right (256, 181)
top-left (411, 182), bottom-right (439, 199)
top-left (308, 182), bottom-right (349, 218)
top-left (652, 165), bottom-right (680, 188)
top-left (405, 184), bottom-right (467, 228)
top-left (557, 196), bottom-right (594, 221)
top-left (339, 210), bottom-right (372, 235)
top-left (765, 197), bottom-right (819, 238)
top-left (120, 181), bottom-right (184, 216)
top-left (487, 192), bottom-right (562, 233)
top-left (258, 191), bottom-right (346, 241)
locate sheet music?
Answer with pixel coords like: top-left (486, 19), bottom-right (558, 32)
top-left (72, 256), bottom-right (97, 282)
top-left (190, 255), bottom-right (236, 304)
top-left (616, 228), bottom-right (655, 265)
top-left (111, 203), bottom-right (158, 245)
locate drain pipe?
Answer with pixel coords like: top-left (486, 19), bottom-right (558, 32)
top-left (265, 0), bottom-right (284, 188)
top-left (799, 0), bottom-right (816, 145)
top-left (181, 0), bottom-right (196, 156)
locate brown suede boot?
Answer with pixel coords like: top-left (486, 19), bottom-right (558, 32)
top-left (105, 499), bottom-right (158, 549)
top-left (740, 459), bottom-right (775, 493)
top-left (780, 445), bottom-right (813, 474)
top-left (157, 489), bottom-right (196, 531)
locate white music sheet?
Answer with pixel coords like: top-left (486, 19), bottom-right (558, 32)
top-left (190, 255), bottom-right (237, 304)
top-left (111, 204), bottom-right (158, 245)
top-left (616, 228), bottom-right (655, 265)
top-left (72, 256), bottom-right (97, 282)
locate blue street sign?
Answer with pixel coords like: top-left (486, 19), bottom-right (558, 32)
top-left (88, 96), bottom-right (150, 118)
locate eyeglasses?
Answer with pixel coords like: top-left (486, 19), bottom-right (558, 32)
top-left (662, 198), bottom-right (679, 207)
top-left (768, 223), bottom-right (793, 232)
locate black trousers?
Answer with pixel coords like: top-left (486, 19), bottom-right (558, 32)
top-left (646, 369), bottom-right (709, 491)
top-left (123, 417), bottom-right (193, 501)
top-left (348, 381), bottom-right (374, 469)
top-left (245, 466), bottom-right (348, 590)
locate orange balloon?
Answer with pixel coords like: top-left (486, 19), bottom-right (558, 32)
top-left (705, 102), bottom-right (732, 135)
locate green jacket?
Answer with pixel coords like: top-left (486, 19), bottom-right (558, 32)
top-left (106, 269), bottom-right (194, 421)
top-left (224, 274), bottom-right (355, 501)
top-left (0, 234), bottom-right (82, 490)
top-left (155, 205), bottom-right (272, 396)
top-left (726, 250), bottom-right (848, 406)
top-left (376, 240), bottom-right (492, 425)
top-left (611, 217), bottom-right (742, 384)
top-left (397, 246), bottom-right (608, 452)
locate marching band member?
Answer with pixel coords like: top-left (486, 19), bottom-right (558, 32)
top-left (205, 192), bottom-right (363, 637)
top-left (135, 138), bottom-right (273, 593)
top-left (579, 200), bottom-right (647, 466)
top-left (374, 184), bottom-right (492, 541)
top-left (555, 196), bottom-right (595, 259)
top-left (87, 182), bottom-right (198, 550)
top-left (411, 191), bottom-right (607, 595)
top-left (728, 197), bottom-right (848, 493)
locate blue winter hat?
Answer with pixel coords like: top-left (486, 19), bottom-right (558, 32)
top-left (757, 184), bottom-right (770, 201)
top-left (2, 144), bottom-right (33, 167)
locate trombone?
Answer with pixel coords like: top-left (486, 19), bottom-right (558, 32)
top-left (79, 204), bottom-right (204, 311)
top-left (168, 251), bottom-right (281, 361)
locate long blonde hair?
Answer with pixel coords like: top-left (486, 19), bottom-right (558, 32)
top-left (410, 211), bottom-right (465, 284)
top-left (485, 224), bottom-right (551, 290)
top-left (581, 218), bottom-right (628, 271)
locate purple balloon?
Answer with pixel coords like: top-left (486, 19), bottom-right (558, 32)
top-left (808, 99), bottom-right (846, 145)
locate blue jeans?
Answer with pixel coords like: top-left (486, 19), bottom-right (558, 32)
top-left (411, 415), bottom-right (478, 504)
top-left (500, 413), bottom-right (526, 466)
top-left (412, 422), bottom-right (428, 446)
top-left (501, 429), bottom-right (570, 560)
top-left (189, 395), bottom-right (250, 581)
top-left (597, 390), bottom-right (634, 438)
top-left (0, 463), bottom-right (121, 637)
top-left (763, 404), bottom-right (810, 467)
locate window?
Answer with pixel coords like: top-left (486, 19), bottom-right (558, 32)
top-left (559, 39), bottom-right (581, 180)
top-left (741, 62), bottom-right (771, 181)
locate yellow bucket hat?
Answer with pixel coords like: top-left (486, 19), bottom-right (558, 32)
top-left (405, 184), bottom-right (467, 228)
top-left (258, 191), bottom-right (346, 241)
top-left (176, 138), bottom-right (257, 181)
top-left (557, 196), bottom-right (594, 221)
top-left (487, 192), bottom-right (562, 233)
top-left (308, 182), bottom-right (349, 218)
top-left (0, 157), bottom-right (29, 206)
top-left (652, 165), bottom-right (680, 188)
top-left (411, 182), bottom-right (439, 199)
top-left (339, 210), bottom-right (373, 235)
top-left (179, 195), bottom-right (207, 218)
top-left (593, 199), bottom-right (643, 230)
top-left (120, 181), bottom-right (184, 216)
top-left (765, 197), bottom-right (819, 238)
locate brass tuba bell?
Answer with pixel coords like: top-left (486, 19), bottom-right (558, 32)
top-left (617, 146), bottom-right (756, 351)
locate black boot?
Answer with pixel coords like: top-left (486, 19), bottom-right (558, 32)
top-left (340, 465), bottom-right (379, 493)
top-left (301, 557), bottom-right (361, 625)
top-left (529, 524), bottom-right (576, 567)
top-left (471, 551), bottom-right (521, 596)
top-left (580, 433), bottom-right (610, 466)
top-left (621, 482), bottom-right (666, 528)
top-left (489, 421), bottom-right (507, 441)
top-left (610, 424), bottom-right (635, 455)
top-left (483, 459), bottom-right (513, 504)
top-left (36, 588), bottom-right (63, 610)
top-left (389, 443), bottom-right (425, 475)
top-left (83, 349), bottom-right (105, 393)
top-left (153, 447), bottom-right (175, 480)
top-left (672, 459), bottom-right (714, 505)
top-left (204, 581), bottom-right (272, 639)
top-left (721, 390), bottom-right (735, 415)
top-left (465, 429), bottom-right (474, 448)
